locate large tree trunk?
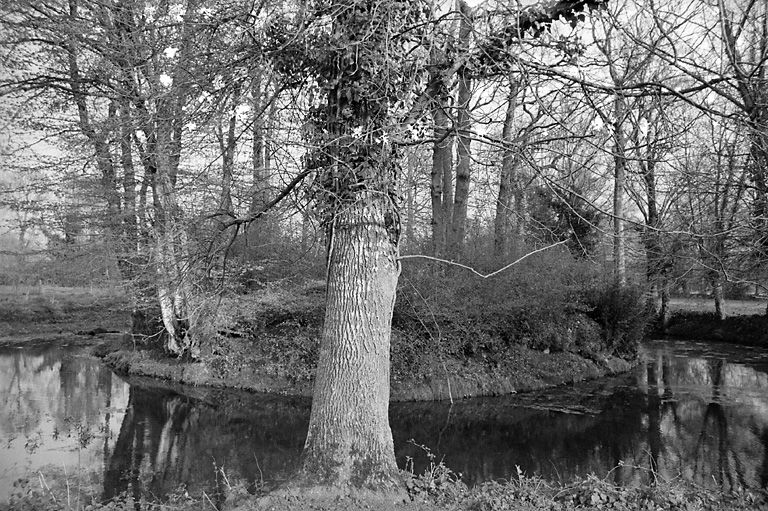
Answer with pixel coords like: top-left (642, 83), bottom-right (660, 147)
top-left (302, 192), bottom-right (401, 491)
top-left (299, 0), bottom-right (408, 495)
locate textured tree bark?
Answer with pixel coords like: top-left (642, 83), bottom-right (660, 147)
top-left (301, 192), bottom-right (402, 492)
top-left (298, 0), bottom-right (409, 495)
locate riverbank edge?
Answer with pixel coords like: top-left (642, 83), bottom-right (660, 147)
top-left (95, 339), bottom-right (634, 402)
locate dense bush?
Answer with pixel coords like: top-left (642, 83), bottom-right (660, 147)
top-left (395, 247), bottom-right (648, 361)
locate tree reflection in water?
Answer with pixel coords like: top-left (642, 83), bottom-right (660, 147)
top-left (624, 343), bottom-right (767, 490)
top-left (3, 340), bottom-right (768, 505)
top-left (0, 346), bottom-right (128, 501)
top-left (101, 385), bottom-right (310, 503)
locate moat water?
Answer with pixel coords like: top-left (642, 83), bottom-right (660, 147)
top-left (2, 339), bottom-right (768, 503)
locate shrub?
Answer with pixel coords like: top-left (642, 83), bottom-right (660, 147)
top-left (394, 247), bottom-right (606, 360)
top-left (396, 248), bottom-right (649, 361)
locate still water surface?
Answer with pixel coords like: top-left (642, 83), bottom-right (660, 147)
top-left (1, 339), bottom-right (768, 503)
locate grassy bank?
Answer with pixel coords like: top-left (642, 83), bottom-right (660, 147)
top-left (97, 276), bottom-right (636, 401)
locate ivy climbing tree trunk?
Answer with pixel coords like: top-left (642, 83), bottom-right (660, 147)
top-left (298, 0), bottom-right (423, 495)
top-left (293, 0), bottom-right (610, 496)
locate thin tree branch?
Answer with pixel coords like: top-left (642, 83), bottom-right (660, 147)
top-left (398, 240), bottom-right (567, 278)
top-left (220, 168), bottom-right (313, 228)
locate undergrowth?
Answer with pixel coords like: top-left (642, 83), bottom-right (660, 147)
top-left (394, 248), bottom-right (649, 365)
top-left (10, 464), bottom-right (768, 511)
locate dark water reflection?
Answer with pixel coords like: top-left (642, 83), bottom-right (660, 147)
top-left (2, 339), bottom-right (768, 503)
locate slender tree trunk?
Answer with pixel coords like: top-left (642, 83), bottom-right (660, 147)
top-left (613, 94), bottom-right (627, 285)
top-left (711, 272), bottom-right (726, 321)
top-left (494, 76), bottom-right (521, 259)
top-left (514, 173), bottom-right (527, 245)
top-left (448, 1), bottom-right (473, 260)
top-left (249, 72), bottom-right (275, 254)
top-left (300, 208), bottom-right (310, 254)
top-left (250, 72), bottom-right (268, 213)
top-left (103, 103), bottom-right (121, 224)
top-left (119, 99), bottom-right (137, 246)
top-left (430, 80), bottom-right (451, 257)
top-left (659, 278), bottom-right (670, 330)
top-left (404, 152), bottom-right (416, 249)
top-left (216, 87), bottom-right (239, 215)
top-left (643, 155), bottom-right (663, 314)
